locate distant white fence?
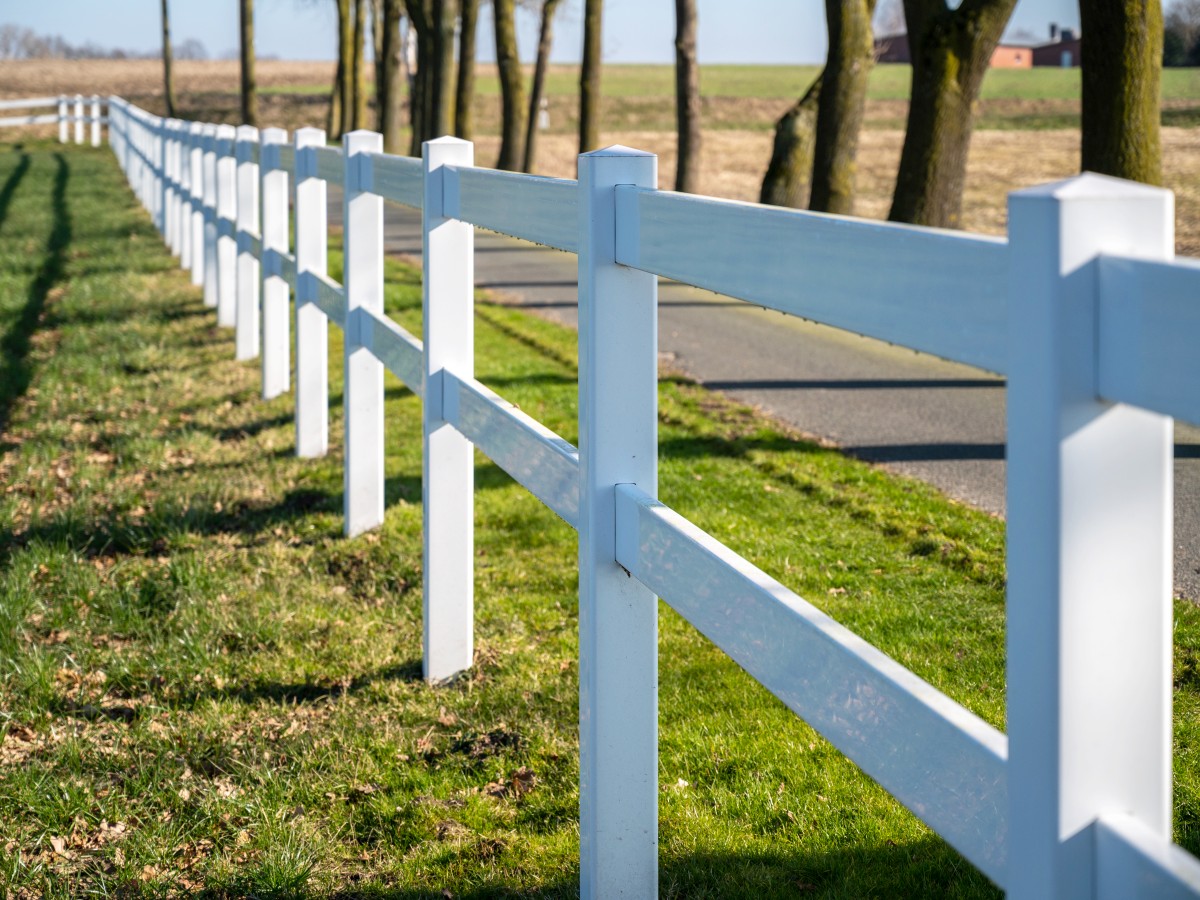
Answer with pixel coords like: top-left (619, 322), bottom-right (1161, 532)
top-left (37, 93), bottom-right (1200, 898)
top-left (0, 94), bottom-right (105, 146)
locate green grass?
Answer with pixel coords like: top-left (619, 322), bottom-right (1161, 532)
top-left (3, 140), bottom-right (1200, 898)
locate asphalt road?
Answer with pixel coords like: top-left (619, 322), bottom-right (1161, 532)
top-left (330, 196), bottom-right (1200, 601)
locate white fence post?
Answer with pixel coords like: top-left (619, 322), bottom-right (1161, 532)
top-left (343, 130), bottom-right (385, 537)
top-left (202, 124), bottom-right (219, 309)
top-left (215, 123), bottom-right (238, 329)
top-left (294, 127), bottom-right (329, 458)
top-left (260, 127), bottom-right (290, 400)
top-left (179, 124), bottom-right (193, 272)
top-left (421, 136), bottom-right (475, 682)
top-left (189, 123), bottom-right (205, 287)
top-left (235, 125), bottom-right (261, 361)
top-left (164, 120), bottom-right (178, 256)
top-left (577, 146), bottom-right (659, 899)
top-left (1006, 175), bottom-right (1175, 899)
top-left (73, 94), bottom-right (83, 145)
top-left (57, 95), bottom-right (67, 143)
top-left (90, 95), bottom-right (101, 147)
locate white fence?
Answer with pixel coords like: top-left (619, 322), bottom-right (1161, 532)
top-left (44, 93), bottom-right (1200, 897)
top-left (0, 94), bottom-right (105, 146)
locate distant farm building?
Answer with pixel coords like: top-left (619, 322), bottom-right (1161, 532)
top-left (875, 25), bottom-right (1081, 68)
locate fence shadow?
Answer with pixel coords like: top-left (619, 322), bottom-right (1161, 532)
top-left (0, 152), bottom-right (69, 435)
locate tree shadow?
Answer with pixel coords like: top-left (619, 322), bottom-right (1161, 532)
top-left (0, 152), bottom-right (69, 434)
top-left (0, 150), bottom-right (31, 233)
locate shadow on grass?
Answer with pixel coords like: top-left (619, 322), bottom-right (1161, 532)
top-left (193, 838), bottom-right (998, 899)
top-left (0, 152), bottom-right (69, 434)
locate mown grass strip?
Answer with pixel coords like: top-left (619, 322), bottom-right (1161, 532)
top-left (3, 140), bottom-right (1200, 899)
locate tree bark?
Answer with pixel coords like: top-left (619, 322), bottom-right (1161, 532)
top-left (523, 0), bottom-right (562, 173)
top-left (240, 0), bottom-right (258, 125)
top-left (335, 0), bottom-right (354, 138)
top-left (1080, 0), bottom-right (1163, 185)
top-left (760, 76), bottom-right (821, 208)
top-left (379, 0), bottom-right (404, 153)
top-left (352, 0), bottom-right (369, 130)
top-left (406, 0), bottom-right (432, 154)
top-left (431, 0), bottom-right (456, 137)
top-left (579, 0), bottom-right (602, 153)
top-left (673, 0), bottom-right (701, 192)
top-left (493, 0), bottom-right (526, 170)
top-left (888, 0), bottom-right (1016, 227)
top-left (372, 0), bottom-right (385, 122)
top-left (161, 0), bottom-right (177, 117)
top-left (810, 0), bottom-right (876, 214)
top-left (455, 0), bottom-right (479, 139)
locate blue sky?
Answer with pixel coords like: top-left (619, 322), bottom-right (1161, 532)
top-left (4, 0), bottom-right (1082, 65)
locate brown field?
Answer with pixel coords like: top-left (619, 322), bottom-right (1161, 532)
top-left (4, 59), bottom-right (1199, 254)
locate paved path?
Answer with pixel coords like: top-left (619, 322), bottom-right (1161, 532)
top-left (331, 197), bottom-right (1200, 601)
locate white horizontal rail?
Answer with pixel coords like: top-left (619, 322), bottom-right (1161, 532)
top-left (613, 483), bottom-right (1008, 886)
top-left (0, 114), bottom-right (58, 127)
top-left (1096, 814), bottom-right (1200, 899)
top-left (276, 144), bottom-right (295, 173)
top-left (368, 151), bottom-right (423, 208)
top-left (445, 370), bottom-right (580, 527)
top-left (314, 145), bottom-right (343, 186)
top-left (354, 306), bottom-right (424, 398)
top-left (446, 166), bottom-right (578, 253)
top-left (1099, 254), bottom-right (1200, 426)
top-left (263, 248), bottom-right (298, 287)
top-left (239, 231), bottom-right (263, 258)
top-left (0, 96), bottom-right (58, 110)
top-left (615, 187), bottom-right (1009, 374)
top-left (301, 270), bottom-right (346, 327)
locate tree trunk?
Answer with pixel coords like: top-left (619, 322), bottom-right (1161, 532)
top-left (239, 0), bottom-right (258, 125)
top-left (372, 0), bottom-right (385, 126)
top-left (888, 0), bottom-right (1016, 227)
top-left (431, 0), bottom-right (456, 137)
top-left (1080, 0), bottom-right (1163, 185)
top-left (329, 57), bottom-right (344, 136)
top-left (760, 76), bottom-right (821, 208)
top-left (405, 0), bottom-right (429, 154)
top-left (673, 0), bottom-right (701, 192)
top-left (455, 0), bottom-right (479, 139)
top-left (336, 0), bottom-right (354, 138)
top-left (493, 0), bottom-right (526, 170)
top-left (161, 0), bottom-right (177, 117)
top-left (810, 0), bottom-right (876, 214)
top-left (523, 0), bottom-right (561, 173)
top-left (352, 0), bottom-right (368, 130)
top-left (379, 0), bottom-right (404, 152)
top-left (579, 0), bottom-right (602, 153)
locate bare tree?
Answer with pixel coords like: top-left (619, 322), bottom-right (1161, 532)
top-left (456, 0), bottom-right (480, 138)
top-left (161, 0), bottom-right (177, 117)
top-left (432, 0), bottom-right (456, 137)
top-left (810, 0), bottom-right (876, 214)
top-left (240, 0), bottom-right (258, 125)
top-left (523, 0), bottom-right (563, 172)
top-left (494, 0), bottom-right (526, 169)
top-left (579, 0), bottom-right (602, 152)
top-left (673, 0), bottom-right (701, 192)
top-left (377, 0), bottom-right (405, 152)
top-left (760, 76), bottom-right (821, 208)
top-left (351, 0), bottom-right (369, 130)
top-left (329, 0), bottom-right (353, 138)
top-left (888, 0), bottom-right (1017, 228)
top-left (1081, 0), bottom-right (1163, 184)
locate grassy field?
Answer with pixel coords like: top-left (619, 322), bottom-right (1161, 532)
top-left (3, 137), bottom-right (1200, 895)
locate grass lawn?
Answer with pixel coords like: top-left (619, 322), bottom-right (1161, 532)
top-left (3, 139), bottom-right (1200, 898)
